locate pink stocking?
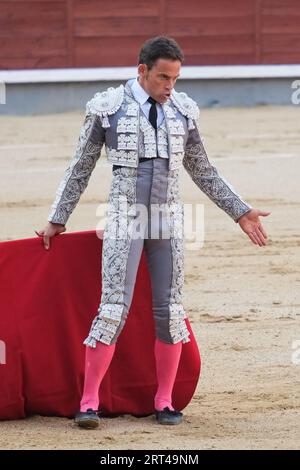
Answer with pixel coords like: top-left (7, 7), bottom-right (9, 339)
top-left (80, 342), bottom-right (116, 412)
top-left (154, 338), bottom-right (182, 411)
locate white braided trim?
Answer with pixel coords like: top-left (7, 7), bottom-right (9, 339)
top-left (169, 303), bottom-right (191, 344)
top-left (86, 85), bottom-right (125, 127)
top-left (83, 303), bottom-right (124, 347)
top-left (170, 90), bottom-right (200, 122)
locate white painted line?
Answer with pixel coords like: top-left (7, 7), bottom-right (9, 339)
top-left (1, 64), bottom-right (300, 84)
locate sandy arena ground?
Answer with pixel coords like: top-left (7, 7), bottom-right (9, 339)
top-left (0, 105), bottom-right (299, 449)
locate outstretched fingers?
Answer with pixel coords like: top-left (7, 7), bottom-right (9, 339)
top-left (248, 229), bottom-right (266, 246)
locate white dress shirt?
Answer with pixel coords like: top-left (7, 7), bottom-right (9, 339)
top-left (131, 77), bottom-right (165, 128)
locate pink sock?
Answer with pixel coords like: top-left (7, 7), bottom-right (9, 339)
top-left (154, 338), bottom-right (182, 411)
top-left (80, 342), bottom-right (116, 412)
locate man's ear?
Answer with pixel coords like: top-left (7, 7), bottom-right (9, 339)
top-left (138, 63), bottom-right (147, 78)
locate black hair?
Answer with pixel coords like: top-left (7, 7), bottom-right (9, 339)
top-left (138, 36), bottom-right (184, 69)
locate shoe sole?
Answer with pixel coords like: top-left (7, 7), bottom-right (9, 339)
top-left (75, 418), bottom-right (100, 429)
top-left (156, 417), bottom-right (183, 425)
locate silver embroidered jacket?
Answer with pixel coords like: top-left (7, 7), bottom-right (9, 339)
top-left (47, 79), bottom-right (252, 226)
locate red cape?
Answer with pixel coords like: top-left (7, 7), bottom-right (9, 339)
top-left (0, 231), bottom-right (201, 420)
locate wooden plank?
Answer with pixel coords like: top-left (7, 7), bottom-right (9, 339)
top-left (0, 21), bottom-right (66, 38)
top-left (0, 0), bottom-right (66, 16)
top-left (166, 16), bottom-right (254, 36)
top-left (262, 14), bottom-right (300, 33)
top-left (0, 56), bottom-right (67, 69)
top-left (165, 0), bottom-right (254, 17)
top-left (74, 36), bottom-right (151, 66)
top-left (0, 2), bottom-right (67, 37)
top-left (0, 1), bottom-right (69, 67)
top-left (0, 2), bottom-right (66, 19)
top-left (159, 0), bottom-right (166, 34)
top-left (261, 52), bottom-right (300, 64)
top-left (74, 17), bottom-right (160, 37)
top-left (0, 37), bottom-right (67, 58)
top-left (262, 33), bottom-right (300, 52)
top-left (2, 0), bottom-right (299, 69)
top-left (74, 33), bottom-right (256, 66)
top-left (261, 0), bottom-right (300, 16)
top-left (175, 35), bottom-right (255, 55)
top-left (255, 0), bottom-right (262, 64)
top-left (3, 0), bottom-right (65, 2)
top-left (73, 0), bottom-right (159, 18)
top-left (67, 0), bottom-right (74, 67)
top-left (183, 53), bottom-right (256, 65)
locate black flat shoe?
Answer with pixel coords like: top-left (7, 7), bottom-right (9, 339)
top-left (74, 408), bottom-right (100, 429)
top-left (155, 407), bottom-right (183, 425)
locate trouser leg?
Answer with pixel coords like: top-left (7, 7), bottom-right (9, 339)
top-left (84, 164), bottom-right (152, 347)
top-left (144, 237), bottom-right (173, 342)
top-left (145, 158), bottom-right (190, 344)
top-left (144, 158), bottom-right (189, 411)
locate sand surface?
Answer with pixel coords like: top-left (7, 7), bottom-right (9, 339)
top-left (0, 105), bottom-right (299, 449)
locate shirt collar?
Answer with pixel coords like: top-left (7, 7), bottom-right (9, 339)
top-left (131, 77), bottom-right (150, 106)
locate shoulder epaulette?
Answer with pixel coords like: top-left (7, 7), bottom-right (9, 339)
top-left (171, 90), bottom-right (199, 129)
top-left (86, 85), bottom-right (124, 128)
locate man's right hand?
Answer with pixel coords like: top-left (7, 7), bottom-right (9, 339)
top-left (35, 222), bottom-right (66, 250)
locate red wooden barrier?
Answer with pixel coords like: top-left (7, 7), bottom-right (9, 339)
top-left (0, 0), bottom-right (299, 69)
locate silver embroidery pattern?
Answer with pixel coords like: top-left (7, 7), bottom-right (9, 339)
top-left (117, 117), bottom-right (137, 133)
top-left (157, 122), bottom-right (169, 159)
top-left (163, 102), bottom-right (176, 119)
top-left (118, 134), bottom-right (138, 150)
top-left (105, 95), bottom-right (139, 166)
top-left (170, 135), bottom-right (184, 154)
top-left (183, 129), bottom-right (252, 222)
top-left (106, 147), bottom-right (138, 166)
top-left (170, 90), bottom-right (199, 130)
top-left (162, 101), bottom-right (187, 170)
top-left (84, 167), bottom-right (138, 347)
top-left (126, 102), bottom-right (139, 116)
top-left (140, 116), bottom-right (157, 158)
top-left (86, 85), bottom-right (124, 128)
top-left (169, 303), bottom-right (190, 344)
top-left (83, 304), bottom-right (124, 347)
top-left (48, 113), bottom-right (103, 225)
top-left (139, 115), bottom-right (170, 160)
top-left (170, 151), bottom-right (185, 169)
top-left (120, 81), bottom-right (188, 169)
top-left (168, 119), bottom-right (185, 135)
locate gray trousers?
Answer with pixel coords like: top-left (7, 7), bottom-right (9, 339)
top-left (84, 158), bottom-right (190, 347)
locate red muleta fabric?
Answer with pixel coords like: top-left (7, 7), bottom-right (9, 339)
top-left (0, 230), bottom-right (201, 420)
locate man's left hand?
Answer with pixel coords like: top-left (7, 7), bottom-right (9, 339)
top-left (238, 209), bottom-right (271, 246)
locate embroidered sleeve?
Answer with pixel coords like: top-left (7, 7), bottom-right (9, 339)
top-left (47, 112), bottom-right (105, 225)
top-left (182, 120), bottom-right (252, 222)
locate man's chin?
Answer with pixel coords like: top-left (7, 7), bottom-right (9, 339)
top-left (159, 95), bottom-right (170, 104)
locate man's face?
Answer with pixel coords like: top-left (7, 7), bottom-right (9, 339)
top-left (137, 59), bottom-right (181, 104)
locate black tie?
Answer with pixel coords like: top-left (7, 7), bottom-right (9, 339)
top-left (147, 96), bottom-right (157, 130)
